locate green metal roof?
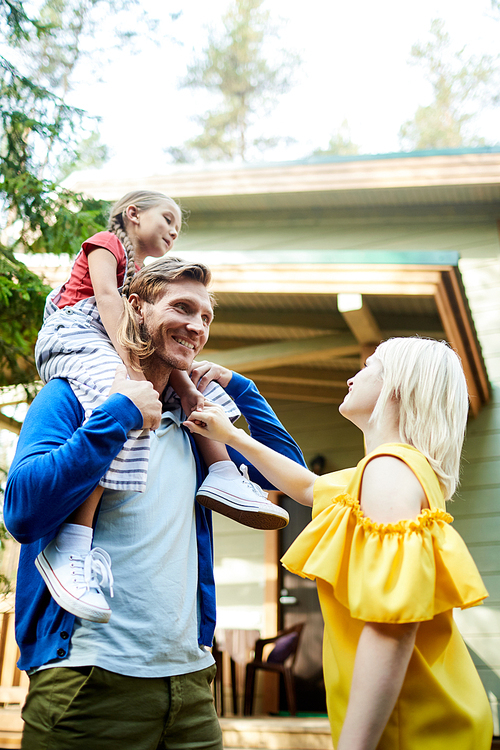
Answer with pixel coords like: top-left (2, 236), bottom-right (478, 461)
top-left (175, 249), bottom-right (460, 266)
top-left (226, 146), bottom-right (500, 171)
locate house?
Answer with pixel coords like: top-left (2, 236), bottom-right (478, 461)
top-left (3, 146), bottom-right (500, 723)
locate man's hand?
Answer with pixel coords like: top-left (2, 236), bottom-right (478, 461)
top-left (190, 360), bottom-right (233, 392)
top-left (109, 364), bottom-right (162, 430)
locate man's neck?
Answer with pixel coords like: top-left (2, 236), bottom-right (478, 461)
top-left (142, 362), bottom-right (173, 397)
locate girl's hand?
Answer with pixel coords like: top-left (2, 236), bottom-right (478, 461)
top-left (190, 360), bottom-right (233, 391)
top-left (169, 369), bottom-right (205, 413)
top-left (184, 403), bottom-right (235, 444)
top-left (179, 387), bottom-right (205, 416)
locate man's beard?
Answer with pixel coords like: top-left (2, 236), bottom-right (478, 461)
top-left (139, 320), bottom-right (191, 372)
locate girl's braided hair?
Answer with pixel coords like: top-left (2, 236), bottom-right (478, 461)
top-left (107, 190), bottom-right (182, 298)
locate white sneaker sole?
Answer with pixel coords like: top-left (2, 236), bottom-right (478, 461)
top-left (196, 489), bottom-right (289, 530)
top-left (35, 551), bottom-right (111, 623)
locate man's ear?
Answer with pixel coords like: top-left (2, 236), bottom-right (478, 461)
top-left (128, 293), bottom-right (144, 321)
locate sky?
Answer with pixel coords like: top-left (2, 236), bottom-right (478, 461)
top-left (38, 0), bottom-right (500, 176)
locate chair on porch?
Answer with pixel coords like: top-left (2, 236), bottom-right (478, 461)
top-left (243, 623), bottom-right (304, 717)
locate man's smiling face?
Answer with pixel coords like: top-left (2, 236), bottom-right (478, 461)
top-left (133, 278), bottom-right (214, 373)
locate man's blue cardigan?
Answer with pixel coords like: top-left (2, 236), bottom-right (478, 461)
top-left (4, 372), bottom-right (306, 672)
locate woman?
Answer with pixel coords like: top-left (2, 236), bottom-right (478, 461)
top-left (185, 337), bottom-right (493, 750)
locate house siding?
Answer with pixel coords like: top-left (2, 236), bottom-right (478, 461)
top-left (203, 213), bottom-right (500, 722)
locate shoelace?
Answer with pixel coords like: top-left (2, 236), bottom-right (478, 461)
top-left (69, 548), bottom-right (114, 598)
top-left (239, 464), bottom-right (268, 500)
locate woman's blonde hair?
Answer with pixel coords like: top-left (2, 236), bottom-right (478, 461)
top-left (117, 255), bottom-right (213, 368)
top-left (370, 337), bottom-right (469, 499)
top-left (107, 190), bottom-right (182, 298)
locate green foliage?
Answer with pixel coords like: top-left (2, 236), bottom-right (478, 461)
top-left (0, 0), bottom-right (48, 40)
top-left (7, 0), bottom-right (150, 181)
top-left (0, 3), bottom-right (111, 388)
top-left (0, 0), bottom-right (169, 390)
top-left (57, 130), bottom-right (110, 182)
top-left (400, 19), bottom-right (499, 151)
top-left (168, 0), bottom-right (299, 163)
top-left (0, 465), bottom-right (16, 596)
top-left (312, 120), bottom-right (360, 158)
top-left (0, 247), bottom-right (47, 386)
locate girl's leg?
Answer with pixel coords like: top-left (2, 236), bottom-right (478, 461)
top-left (193, 434), bottom-right (230, 466)
top-left (67, 485), bottom-right (103, 527)
top-left (194, 435), bottom-right (289, 530)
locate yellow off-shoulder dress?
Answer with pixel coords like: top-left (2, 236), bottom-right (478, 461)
top-left (281, 444), bottom-right (493, 750)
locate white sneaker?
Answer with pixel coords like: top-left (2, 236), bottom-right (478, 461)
top-left (35, 541), bottom-right (114, 623)
top-left (196, 464), bottom-right (289, 530)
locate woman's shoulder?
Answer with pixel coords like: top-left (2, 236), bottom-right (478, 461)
top-left (354, 443), bottom-right (445, 513)
top-left (359, 454), bottom-right (426, 523)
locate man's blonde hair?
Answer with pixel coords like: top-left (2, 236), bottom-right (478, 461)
top-left (370, 337), bottom-right (469, 499)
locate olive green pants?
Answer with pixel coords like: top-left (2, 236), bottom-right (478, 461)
top-left (21, 663), bottom-right (222, 750)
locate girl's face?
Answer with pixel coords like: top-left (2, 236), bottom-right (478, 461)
top-left (130, 200), bottom-right (182, 262)
top-left (339, 355), bottom-right (384, 425)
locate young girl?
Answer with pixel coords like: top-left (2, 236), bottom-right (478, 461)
top-left (185, 337), bottom-right (493, 750)
top-left (34, 190), bottom-right (288, 624)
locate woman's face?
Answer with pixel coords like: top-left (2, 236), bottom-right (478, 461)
top-left (339, 355), bottom-right (384, 424)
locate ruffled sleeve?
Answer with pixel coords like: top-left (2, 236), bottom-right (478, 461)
top-left (281, 495), bottom-right (488, 623)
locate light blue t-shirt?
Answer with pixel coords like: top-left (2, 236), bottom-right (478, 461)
top-left (56, 407), bottom-right (214, 678)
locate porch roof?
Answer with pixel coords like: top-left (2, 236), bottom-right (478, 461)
top-left (181, 250), bottom-right (489, 415)
top-left (64, 148), bottom-right (500, 214)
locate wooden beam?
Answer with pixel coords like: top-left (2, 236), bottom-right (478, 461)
top-left (339, 299), bottom-right (383, 346)
top-left (204, 334), bottom-right (359, 373)
top-left (211, 264), bottom-right (444, 297)
top-left (0, 412), bottom-right (22, 436)
top-left (446, 268), bottom-right (490, 404)
top-left (434, 280), bottom-right (482, 416)
top-left (249, 371), bottom-right (348, 388)
top-left (0, 385), bottom-right (32, 408)
top-left (212, 308), bottom-right (343, 331)
top-left (252, 381), bottom-right (344, 403)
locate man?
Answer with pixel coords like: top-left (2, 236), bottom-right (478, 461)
top-left (4, 257), bottom-right (306, 750)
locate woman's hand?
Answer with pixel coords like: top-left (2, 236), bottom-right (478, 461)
top-left (184, 402), bottom-right (236, 444)
top-left (185, 401), bottom-right (316, 507)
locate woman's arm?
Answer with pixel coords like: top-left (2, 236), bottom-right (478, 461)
top-left (337, 454), bottom-right (425, 749)
top-left (88, 247), bottom-right (145, 380)
top-left (185, 402), bottom-right (316, 506)
top-left (337, 621), bottom-right (419, 750)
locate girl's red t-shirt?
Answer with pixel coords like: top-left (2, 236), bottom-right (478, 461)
top-left (56, 231), bottom-right (128, 309)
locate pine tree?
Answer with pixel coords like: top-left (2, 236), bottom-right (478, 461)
top-left (312, 121), bottom-right (360, 158)
top-left (168, 0), bottom-right (299, 163)
top-left (0, 0), bottom-right (111, 386)
top-left (399, 19), bottom-right (498, 151)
